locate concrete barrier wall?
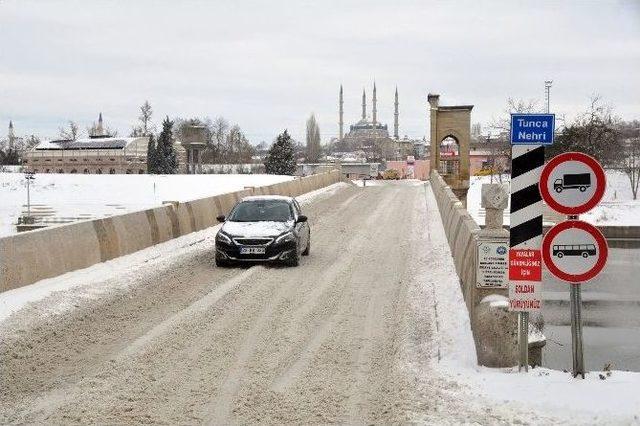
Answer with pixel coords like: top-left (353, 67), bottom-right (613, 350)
top-left (0, 171), bottom-right (342, 293)
top-left (430, 171), bottom-right (480, 296)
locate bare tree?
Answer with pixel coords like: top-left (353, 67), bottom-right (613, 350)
top-left (131, 100), bottom-right (154, 136)
top-left (623, 138), bottom-right (640, 200)
top-left (212, 116), bottom-right (229, 152)
top-left (305, 113), bottom-right (321, 162)
top-left (547, 95), bottom-right (623, 167)
top-left (58, 120), bottom-right (80, 140)
top-left (225, 124), bottom-right (254, 163)
top-left (139, 100), bottom-right (153, 135)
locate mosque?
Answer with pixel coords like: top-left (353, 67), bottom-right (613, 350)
top-left (336, 83), bottom-right (415, 161)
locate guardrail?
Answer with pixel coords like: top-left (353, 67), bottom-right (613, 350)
top-left (0, 171), bottom-right (341, 293)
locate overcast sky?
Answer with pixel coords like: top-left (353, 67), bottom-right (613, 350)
top-left (1, 0), bottom-right (639, 143)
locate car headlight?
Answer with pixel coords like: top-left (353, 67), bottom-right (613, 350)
top-left (275, 231), bottom-right (295, 244)
top-left (216, 231), bottom-right (232, 244)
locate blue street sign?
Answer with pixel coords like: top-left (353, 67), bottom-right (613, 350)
top-left (510, 113), bottom-right (555, 145)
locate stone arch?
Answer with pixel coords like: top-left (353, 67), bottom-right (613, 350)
top-left (439, 133), bottom-right (461, 177)
top-left (440, 129), bottom-right (463, 145)
top-left (428, 94), bottom-right (473, 203)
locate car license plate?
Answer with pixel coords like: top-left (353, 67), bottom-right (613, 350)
top-left (240, 247), bottom-right (265, 254)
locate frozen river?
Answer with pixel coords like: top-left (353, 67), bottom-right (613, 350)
top-left (542, 242), bottom-right (640, 372)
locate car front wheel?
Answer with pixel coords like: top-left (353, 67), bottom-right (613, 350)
top-left (285, 244), bottom-right (300, 267)
top-left (215, 257), bottom-right (231, 267)
top-left (302, 235), bottom-right (310, 256)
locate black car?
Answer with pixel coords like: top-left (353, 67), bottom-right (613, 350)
top-left (215, 195), bottom-right (311, 267)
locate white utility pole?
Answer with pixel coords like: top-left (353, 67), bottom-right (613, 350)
top-left (545, 80), bottom-right (553, 114)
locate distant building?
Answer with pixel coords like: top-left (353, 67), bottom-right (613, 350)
top-left (4, 120), bottom-right (23, 152)
top-left (7, 120), bottom-right (16, 150)
top-left (25, 136), bottom-right (152, 174)
top-left (23, 114), bottom-right (187, 174)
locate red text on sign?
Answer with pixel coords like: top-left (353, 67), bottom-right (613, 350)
top-left (509, 249), bottom-right (542, 281)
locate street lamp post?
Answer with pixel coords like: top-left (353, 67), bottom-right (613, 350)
top-left (25, 171), bottom-right (35, 221)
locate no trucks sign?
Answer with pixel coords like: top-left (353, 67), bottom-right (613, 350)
top-left (539, 151), bottom-right (606, 215)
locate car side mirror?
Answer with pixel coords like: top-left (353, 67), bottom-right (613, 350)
top-left (217, 215), bottom-right (226, 223)
top-left (297, 215), bottom-right (308, 223)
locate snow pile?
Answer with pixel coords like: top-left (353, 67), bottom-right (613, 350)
top-left (468, 171), bottom-right (640, 226)
top-left (480, 294), bottom-right (509, 309)
top-left (0, 173), bottom-right (294, 238)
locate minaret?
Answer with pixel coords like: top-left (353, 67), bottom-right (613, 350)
top-left (361, 89), bottom-right (366, 120)
top-left (96, 112), bottom-right (104, 136)
top-left (372, 81), bottom-right (377, 126)
top-left (339, 85), bottom-right (344, 141)
top-left (8, 120), bottom-right (15, 150)
top-left (394, 86), bottom-right (399, 140)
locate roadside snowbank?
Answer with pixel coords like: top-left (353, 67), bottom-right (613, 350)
top-left (424, 182), bottom-right (640, 423)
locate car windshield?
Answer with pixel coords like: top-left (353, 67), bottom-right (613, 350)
top-left (228, 200), bottom-right (293, 222)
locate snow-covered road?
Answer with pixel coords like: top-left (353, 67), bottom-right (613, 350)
top-left (1, 181), bottom-right (636, 424)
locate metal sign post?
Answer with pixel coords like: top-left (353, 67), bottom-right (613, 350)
top-left (540, 154), bottom-right (608, 379)
top-left (570, 281), bottom-right (585, 378)
top-left (518, 311), bottom-right (528, 372)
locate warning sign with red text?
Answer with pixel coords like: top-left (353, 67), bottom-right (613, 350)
top-left (508, 248), bottom-right (542, 311)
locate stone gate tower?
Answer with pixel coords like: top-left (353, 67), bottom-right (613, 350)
top-left (428, 93), bottom-right (474, 204)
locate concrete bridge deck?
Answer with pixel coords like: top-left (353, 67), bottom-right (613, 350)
top-left (0, 181), bottom-right (556, 424)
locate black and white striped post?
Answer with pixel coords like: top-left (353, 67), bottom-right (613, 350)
top-left (509, 144), bottom-right (545, 372)
top-left (508, 113), bottom-right (555, 372)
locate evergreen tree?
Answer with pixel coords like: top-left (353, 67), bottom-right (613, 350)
top-left (146, 133), bottom-right (157, 173)
top-left (156, 116), bottom-right (178, 174)
top-left (264, 130), bottom-right (297, 175)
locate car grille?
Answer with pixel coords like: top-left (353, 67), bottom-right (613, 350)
top-left (233, 237), bottom-right (273, 246)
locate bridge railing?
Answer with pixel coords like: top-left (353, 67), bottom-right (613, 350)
top-left (430, 171), bottom-right (526, 367)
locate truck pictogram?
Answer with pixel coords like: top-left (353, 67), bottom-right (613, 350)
top-left (554, 173), bottom-right (591, 193)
